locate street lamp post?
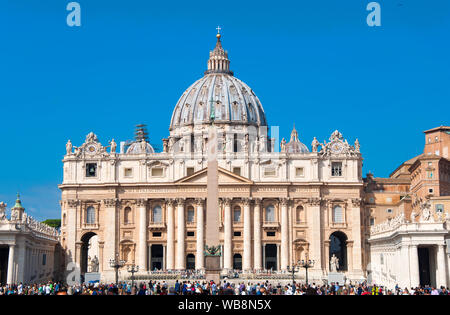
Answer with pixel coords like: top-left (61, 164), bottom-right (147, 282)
top-left (127, 263), bottom-right (139, 291)
top-left (298, 259), bottom-right (315, 286)
top-left (286, 264), bottom-right (300, 292)
top-left (109, 254), bottom-right (126, 286)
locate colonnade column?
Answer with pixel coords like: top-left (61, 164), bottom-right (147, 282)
top-left (409, 245), bottom-right (420, 288)
top-left (175, 198), bottom-right (185, 270)
top-left (166, 199), bottom-right (175, 270)
top-left (223, 198), bottom-right (233, 271)
top-left (280, 198), bottom-right (289, 271)
top-left (137, 199), bottom-right (147, 271)
top-left (243, 198), bottom-right (252, 271)
top-left (7, 244), bottom-right (15, 285)
top-left (195, 199), bottom-right (205, 270)
top-left (253, 199), bottom-right (262, 271)
top-left (437, 244), bottom-right (448, 288)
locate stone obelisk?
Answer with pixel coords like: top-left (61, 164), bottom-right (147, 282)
top-left (204, 101), bottom-right (221, 283)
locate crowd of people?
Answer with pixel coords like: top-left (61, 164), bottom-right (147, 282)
top-left (0, 280), bottom-right (449, 295)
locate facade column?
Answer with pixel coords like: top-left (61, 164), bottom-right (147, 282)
top-left (262, 245), bottom-right (266, 270)
top-left (307, 198), bottom-right (322, 272)
top-left (137, 199), bottom-right (147, 271)
top-left (324, 240), bottom-right (330, 272)
top-left (350, 199), bottom-right (363, 273)
top-left (166, 199), bottom-right (175, 270)
top-left (66, 200), bottom-right (79, 264)
top-left (195, 199), bottom-right (205, 270)
top-left (175, 198), bottom-right (185, 270)
top-left (163, 245), bottom-right (166, 271)
top-left (253, 199), bottom-right (262, 270)
top-left (7, 245), bottom-right (15, 285)
top-left (409, 245), bottom-right (420, 288)
top-left (243, 198), bottom-right (252, 271)
top-left (103, 199), bottom-right (118, 273)
top-left (437, 244), bottom-right (448, 288)
top-left (98, 242), bottom-right (104, 272)
top-left (347, 241), bottom-right (354, 272)
top-left (280, 198), bottom-right (289, 271)
top-left (223, 198), bottom-right (233, 271)
top-left (276, 244), bottom-right (281, 271)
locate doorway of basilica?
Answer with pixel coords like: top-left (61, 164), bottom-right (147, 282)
top-left (186, 254), bottom-right (195, 270)
top-left (265, 244), bottom-right (277, 270)
top-left (150, 245), bottom-right (163, 271)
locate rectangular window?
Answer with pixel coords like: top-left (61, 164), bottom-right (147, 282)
top-left (152, 232), bottom-right (162, 237)
top-left (429, 188), bottom-right (434, 194)
top-left (295, 167), bottom-right (304, 177)
top-left (264, 168), bottom-right (276, 177)
top-left (86, 163), bottom-right (97, 177)
top-left (266, 232), bottom-right (276, 237)
top-left (436, 204), bottom-right (444, 213)
top-left (370, 218), bottom-right (375, 226)
top-left (186, 167), bottom-right (195, 176)
top-left (331, 162), bottom-right (342, 177)
top-left (151, 168), bottom-right (163, 177)
top-left (42, 254), bottom-right (47, 266)
top-left (232, 167), bottom-right (241, 176)
top-left (233, 231), bottom-right (241, 237)
top-left (124, 168), bottom-right (133, 177)
top-left (187, 209), bottom-right (195, 223)
top-left (187, 231), bottom-right (195, 237)
top-left (233, 209), bottom-right (241, 222)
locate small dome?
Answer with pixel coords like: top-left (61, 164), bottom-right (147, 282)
top-left (126, 141), bottom-right (155, 154)
top-left (286, 125), bottom-right (309, 154)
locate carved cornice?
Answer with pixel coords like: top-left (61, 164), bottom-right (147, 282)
top-left (103, 198), bottom-right (119, 207)
top-left (254, 198), bottom-right (263, 206)
top-left (194, 198), bottom-right (205, 206)
top-left (307, 198), bottom-right (321, 206)
top-left (351, 198), bottom-right (363, 207)
top-left (67, 199), bottom-right (80, 208)
top-left (136, 199), bottom-right (147, 207)
top-left (222, 198), bottom-right (232, 207)
top-left (242, 198), bottom-right (252, 206)
top-left (175, 198), bottom-right (185, 206)
top-left (165, 198), bottom-right (176, 207)
top-left (280, 198), bottom-right (289, 206)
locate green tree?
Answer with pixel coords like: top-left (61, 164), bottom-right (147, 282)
top-left (42, 219), bottom-right (61, 229)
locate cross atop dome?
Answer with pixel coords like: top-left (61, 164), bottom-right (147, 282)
top-left (205, 27), bottom-right (233, 76)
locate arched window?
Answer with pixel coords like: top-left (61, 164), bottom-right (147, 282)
top-left (296, 206), bottom-right (304, 223)
top-left (124, 207), bottom-right (132, 225)
top-left (187, 206), bottom-right (195, 223)
top-left (152, 206), bottom-right (162, 223)
top-left (233, 206), bottom-right (241, 222)
top-left (63, 213), bottom-right (66, 226)
top-left (333, 206), bottom-right (344, 223)
top-left (86, 206), bottom-right (95, 224)
top-left (265, 205), bottom-right (275, 222)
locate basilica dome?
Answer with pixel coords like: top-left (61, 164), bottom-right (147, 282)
top-left (170, 33), bottom-right (267, 131)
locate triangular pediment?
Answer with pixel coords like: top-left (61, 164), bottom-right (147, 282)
top-left (175, 167), bottom-right (253, 185)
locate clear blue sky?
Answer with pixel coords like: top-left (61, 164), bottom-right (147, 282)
top-left (0, 1), bottom-right (449, 220)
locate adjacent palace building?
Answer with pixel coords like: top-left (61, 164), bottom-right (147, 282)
top-left (51, 32), bottom-right (449, 288)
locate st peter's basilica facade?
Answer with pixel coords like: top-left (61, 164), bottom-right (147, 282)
top-left (59, 33), bottom-right (365, 283)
